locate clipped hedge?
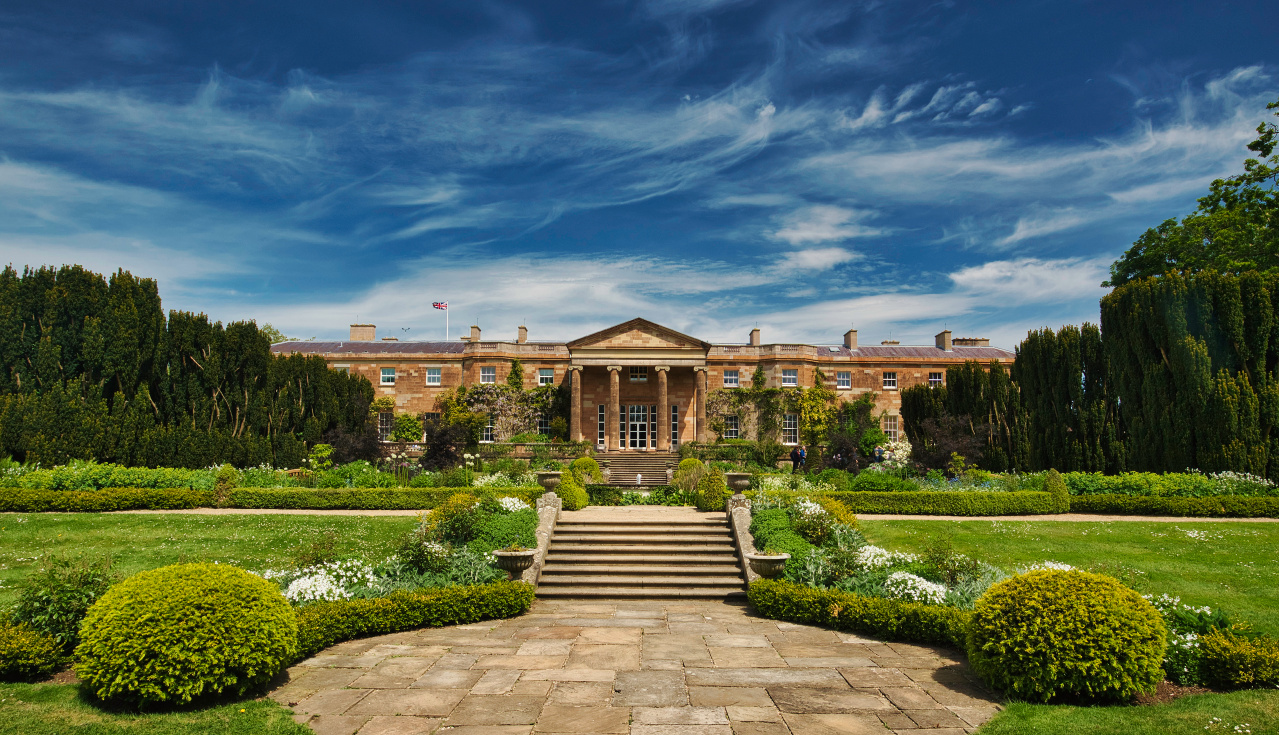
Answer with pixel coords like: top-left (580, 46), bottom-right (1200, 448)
top-left (748, 579), bottom-right (969, 646)
top-left (0, 487), bottom-right (214, 512)
top-left (0, 618), bottom-right (62, 683)
top-left (1199, 630), bottom-right (1279, 689)
top-left (586, 486), bottom-right (624, 506)
top-left (1068, 494), bottom-right (1279, 518)
top-left (294, 581), bottom-right (535, 660)
top-left (1062, 471), bottom-right (1279, 498)
top-left (822, 490), bottom-right (1058, 516)
top-left (749, 509), bottom-right (813, 557)
top-left (229, 486), bottom-right (543, 510)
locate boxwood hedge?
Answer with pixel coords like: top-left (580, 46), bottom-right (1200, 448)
top-left (823, 490), bottom-right (1058, 516)
top-left (748, 578), bottom-right (969, 646)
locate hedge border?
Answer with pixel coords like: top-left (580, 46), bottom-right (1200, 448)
top-left (0, 486), bottom-right (545, 512)
top-left (0, 488), bottom-right (215, 512)
top-left (1068, 494), bottom-right (1279, 518)
top-left (294, 581), bottom-right (535, 660)
top-left (821, 490), bottom-right (1058, 516)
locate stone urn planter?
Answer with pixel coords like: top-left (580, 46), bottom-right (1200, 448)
top-left (725, 472), bottom-right (752, 493)
top-left (745, 552), bottom-right (790, 580)
top-left (536, 471), bottom-right (562, 492)
top-left (492, 549), bottom-right (537, 580)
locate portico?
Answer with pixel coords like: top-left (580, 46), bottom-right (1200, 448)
top-left (565, 319), bottom-right (709, 451)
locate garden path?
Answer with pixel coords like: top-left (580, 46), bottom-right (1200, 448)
top-left (271, 598), bottom-right (1000, 735)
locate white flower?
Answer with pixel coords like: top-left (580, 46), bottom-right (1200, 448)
top-left (884, 572), bottom-right (947, 605)
top-left (498, 496), bottom-right (531, 512)
top-left (854, 545), bottom-right (918, 570)
top-left (1022, 561), bottom-right (1075, 572)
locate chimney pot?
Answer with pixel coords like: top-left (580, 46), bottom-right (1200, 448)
top-left (749, 328), bottom-right (761, 346)
top-left (349, 324), bottom-right (376, 341)
top-left (517, 325), bottom-right (528, 343)
top-left (381, 336), bottom-right (398, 341)
top-left (936, 330), bottom-right (953, 351)
top-left (843, 329), bottom-right (858, 349)
top-left (470, 325), bottom-right (481, 342)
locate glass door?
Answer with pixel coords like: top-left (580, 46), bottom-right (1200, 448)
top-left (628, 404), bottom-right (649, 449)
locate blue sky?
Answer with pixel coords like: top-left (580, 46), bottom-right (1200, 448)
top-left (1, 1), bottom-right (1276, 347)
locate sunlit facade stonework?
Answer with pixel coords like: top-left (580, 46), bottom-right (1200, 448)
top-left (270, 318), bottom-right (1013, 450)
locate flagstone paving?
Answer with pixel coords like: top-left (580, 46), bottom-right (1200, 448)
top-left (272, 599), bottom-right (1001, 735)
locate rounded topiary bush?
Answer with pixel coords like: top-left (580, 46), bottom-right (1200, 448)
top-left (77, 563), bottom-right (298, 706)
top-left (695, 468), bottom-right (730, 512)
top-left (0, 617), bottom-right (62, 682)
top-left (966, 569), bottom-right (1166, 702)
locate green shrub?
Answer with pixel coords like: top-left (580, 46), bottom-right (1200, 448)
top-left (1063, 471), bottom-right (1279, 498)
top-left (748, 579), bottom-right (968, 646)
top-left (847, 471), bottom-right (918, 492)
top-left (438, 466), bottom-right (475, 488)
top-left (214, 464), bottom-right (241, 498)
top-left (227, 487), bottom-right (543, 510)
top-left (695, 468), bottom-right (730, 512)
top-left (469, 508), bottom-right (538, 554)
top-left (966, 570), bottom-right (1166, 703)
top-left (587, 486), bottom-right (623, 506)
top-left (1199, 630), bottom-right (1279, 689)
top-left (295, 581), bottom-right (535, 660)
top-left (12, 555), bottom-right (116, 652)
top-left (0, 617), bottom-right (62, 682)
top-left (77, 563), bottom-right (298, 706)
top-left (557, 472), bottom-right (589, 511)
top-left (824, 490), bottom-right (1057, 515)
top-left (1068, 494), bottom-right (1279, 517)
top-left (568, 457), bottom-right (603, 484)
top-left (672, 458), bottom-right (707, 492)
top-left (0, 487), bottom-right (215, 512)
top-left (1044, 469), bottom-right (1070, 513)
top-left (749, 508), bottom-right (813, 557)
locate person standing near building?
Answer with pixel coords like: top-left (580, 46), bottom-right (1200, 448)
top-left (796, 445), bottom-right (807, 473)
top-left (789, 445), bottom-right (801, 473)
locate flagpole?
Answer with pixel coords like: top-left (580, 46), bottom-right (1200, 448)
top-left (446, 308), bottom-right (449, 342)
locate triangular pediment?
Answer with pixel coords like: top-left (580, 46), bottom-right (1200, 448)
top-left (568, 318), bottom-right (709, 351)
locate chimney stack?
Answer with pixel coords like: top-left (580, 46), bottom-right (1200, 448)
top-left (749, 328), bottom-right (761, 346)
top-left (517, 325), bottom-right (528, 343)
top-left (470, 325), bottom-right (482, 342)
top-left (843, 329), bottom-right (858, 349)
top-left (936, 330), bottom-right (952, 351)
top-left (350, 324), bottom-right (375, 341)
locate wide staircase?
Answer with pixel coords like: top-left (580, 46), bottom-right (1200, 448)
top-left (602, 452), bottom-right (676, 487)
top-left (537, 506), bottom-right (747, 599)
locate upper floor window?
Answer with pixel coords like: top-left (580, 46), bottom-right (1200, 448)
top-left (929, 372), bottom-right (943, 388)
top-left (480, 366), bottom-right (496, 384)
top-left (723, 369), bottom-right (739, 388)
top-left (380, 367), bottom-right (396, 385)
top-left (538, 368), bottom-right (554, 386)
top-left (426, 368), bottom-right (441, 385)
top-left (724, 415), bottom-right (739, 440)
top-left (882, 371), bottom-right (897, 390)
top-left (782, 369), bottom-right (798, 387)
top-left (630, 366), bottom-right (648, 382)
top-left (836, 371), bottom-right (851, 389)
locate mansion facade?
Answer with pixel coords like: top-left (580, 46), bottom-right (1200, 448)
top-left (270, 318), bottom-right (1014, 451)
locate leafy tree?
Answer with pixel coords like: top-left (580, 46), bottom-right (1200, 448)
top-left (506, 358), bottom-right (525, 389)
top-left (900, 360), bottom-right (1028, 472)
top-left (1107, 97), bottom-right (1279, 286)
top-left (257, 323), bottom-right (293, 344)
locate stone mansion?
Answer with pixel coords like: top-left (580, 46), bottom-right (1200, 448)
top-left (270, 318), bottom-right (1013, 452)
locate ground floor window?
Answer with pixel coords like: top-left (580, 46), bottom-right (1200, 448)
top-left (378, 411), bottom-right (394, 441)
top-left (882, 414), bottom-right (899, 441)
top-left (597, 404), bottom-right (606, 445)
top-left (671, 404), bottom-right (679, 448)
top-left (538, 416), bottom-right (551, 436)
top-left (538, 368), bottom-right (554, 385)
top-left (782, 413), bottom-right (798, 445)
top-left (724, 415), bottom-right (739, 439)
top-left (482, 415), bottom-right (494, 443)
top-left (422, 412), bottom-right (441, 425)
top-left (928, 372), bottom-right (943, 387)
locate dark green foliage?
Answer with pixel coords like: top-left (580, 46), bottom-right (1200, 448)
top-left (468, 508), bottom-right (537, 554)
top-left (419, 417), bottom-right (471, 471)
top-left (12, 555), bottom-right (115, 653)
top-left (76, 563), bottom-right (298, 706)
top-left (966, 570), bottom-right (1167, 702)
top-left (846, 471), bottom-right (917, 492)
top-left (0, 487), bottom-right (214, 512)
top-left (749, 509), bottom-right (814, 556)
top-left (586, 486), bottom-right (623, 506)
top-left (695, 467), bottom-right (730, 512)
top-left (901, 361), bottom-right (1028, 472)
top-left (294, 581), bottom-right (534, 660)
top-left (1044, 469), bottom-right (1070, 513)
top-left (748, 579), bottom-right (969, 646)
top-left (823, 490), bottom-right (1058, 516)
top-left (0, 265), bottom-right (374, 468)
top-left (1014, 324), bottom-right (1126, 473)
top-left (0, 618), bottom-right (62, 682)
top-left (1067, 494), bottom-right (1279, 517)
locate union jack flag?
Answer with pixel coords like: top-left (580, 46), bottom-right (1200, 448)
top-left (432, 301), bottom-right (448, 310)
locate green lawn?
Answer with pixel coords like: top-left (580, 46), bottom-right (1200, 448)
top-left (0, 683), bottom-right (309, 735)
top-left (0, 512), bottom-right (419, 607)
top-left (859, 519), bottom-right (1279, 636)
top-left (980, 690), bottom-right (1279, 735)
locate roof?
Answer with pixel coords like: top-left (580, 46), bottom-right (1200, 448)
top-left (271, 341), bottom-right (466, 355)
top-left (567, 317), bottom-right (710, 350)
top-left (847, 345), bottom-right (1014, 359)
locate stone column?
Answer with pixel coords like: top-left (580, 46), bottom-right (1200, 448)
top-left (694, 366), bottom-right (708, 443)
top-left (568, 366), bottom-right (583, 442)
top-left (655, 366), bottom-right (670, 451)
top-left (607, 366), bottom-right (622, 451)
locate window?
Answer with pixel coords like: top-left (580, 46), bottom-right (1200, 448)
top-left (482, 415), bottom-right (494, 443)
top-left (836, 371), bottom-right (851, 389)
top-left (671, 404), bottom-right (679, 448)
top-left (723, 369), bottom-right (739, 388)
top-left (782, 369), bottom-right (798, 387)
top-left (380, 367), bottom-right (396, 385)
top-left (426, 367), bottom-right (441, 385)
top-left (538, 368), bottom-right (554, 386)
top-left (378, 412), bottom-right (393, 441)
top-left (882, 414), bottom-right (899, 441)
top-left (480, 366), bottom-right (496, 384)
top-left (335, 365), bottom-right (350, 374)
top-left (928, 372), bottom-right (943, 388)
top-left (538, 416), bottom-right (551, 436)
top-left (724, 415), bottom-right (739, 440)
top-left (782, 413), bottom-right (799, 445)
top-left (422, 412), bottom-right (441, 426)
top-left (882, 371), bottom-right (897, 390)
top-left (630, 366), bottom-right (648, 382)
top-left (598, 404), bottom-right (606, 445)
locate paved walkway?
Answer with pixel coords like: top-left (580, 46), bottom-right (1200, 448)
top-left (272, 599), bottom-right (1000, 735)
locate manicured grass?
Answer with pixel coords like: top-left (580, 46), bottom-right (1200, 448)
top-left (0, 683), bottom-right (309, 735)
top-left (0, 512), bottom-right (419, 607)
top-left (980, 690), bottom-right (1279, 735)
top-left (859, 519), bottom-right (1279, 636)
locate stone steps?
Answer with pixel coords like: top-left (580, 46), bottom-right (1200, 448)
top-left (601, 453), bottom-right (677, 487)
top-left (538, 506), bottom-right (746, 600)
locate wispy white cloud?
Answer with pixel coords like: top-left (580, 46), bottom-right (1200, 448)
top-left (771, 205), bottom-right (881, 244)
